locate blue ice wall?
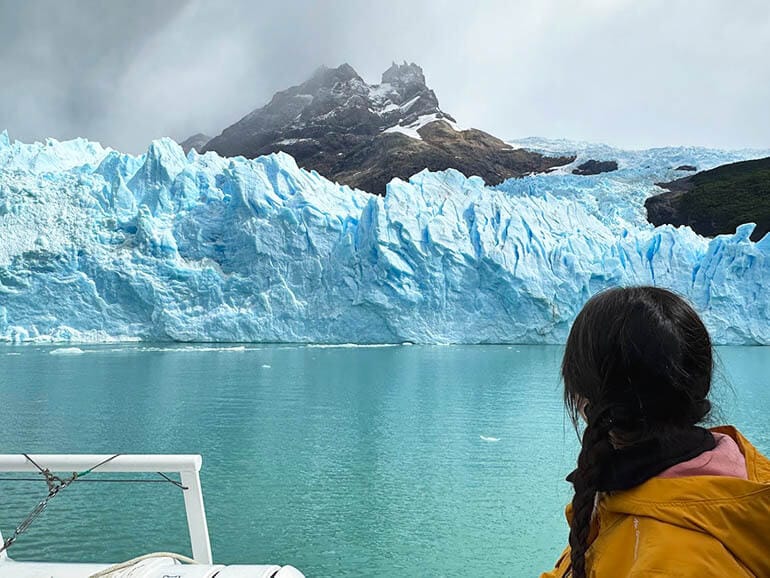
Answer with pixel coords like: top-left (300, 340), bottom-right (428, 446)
top-left (1, 131), bottom-right (768, 344)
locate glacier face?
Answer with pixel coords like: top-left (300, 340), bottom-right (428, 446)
top-left (1, 129), bottom-right (769, 344)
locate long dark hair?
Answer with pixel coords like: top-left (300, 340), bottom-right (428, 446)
top-left (562, 286), bottom-right (713, 578)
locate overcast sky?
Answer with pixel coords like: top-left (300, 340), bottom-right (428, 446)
top-left (1, 0), bottom-right (769, 153)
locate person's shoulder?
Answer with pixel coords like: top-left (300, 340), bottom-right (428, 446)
top-left (626, 556), bottom-right (753, 578)
top-left (593, 513), bottom-right (753, 577)
top-left (714, 425), bottom-right (770, 482)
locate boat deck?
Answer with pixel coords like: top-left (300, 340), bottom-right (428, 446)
top-left (0, 454), bottom-right (304, 578)
top-left (0, 558), bottom-right (303, 577)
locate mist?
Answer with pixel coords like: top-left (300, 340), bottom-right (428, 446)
top-left (2, 0), bottom-right (769, 152)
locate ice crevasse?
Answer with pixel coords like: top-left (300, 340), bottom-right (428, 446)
top-left (1, 129), bottom-right (769, 345)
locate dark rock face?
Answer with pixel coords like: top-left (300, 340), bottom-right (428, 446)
top-left (572, 159), bottom-right (618, 176)
top-left (647, 156), bottom-right (770, 241)
top-left (199, 62), bottom-right (573, 194)
top-left (179, 133), bottom-right (211, 153)
top-left (333, 121), bottom-right (572, 194)
top-left (675, 164), bottom-right (697, 172)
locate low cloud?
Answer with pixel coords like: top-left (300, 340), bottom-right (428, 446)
top-left (1, 0), bottom-right (769, 152)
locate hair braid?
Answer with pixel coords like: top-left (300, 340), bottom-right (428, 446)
top-left (568, 413), bottom-right (614, 578)
top-left (562, 287), bottom-right (714, 576)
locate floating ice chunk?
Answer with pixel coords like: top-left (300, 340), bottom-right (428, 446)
top-left (50, 347), bottom-right (85, 355)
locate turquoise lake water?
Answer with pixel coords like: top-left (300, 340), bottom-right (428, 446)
top-left (0, 344), bottom-right (768, 576)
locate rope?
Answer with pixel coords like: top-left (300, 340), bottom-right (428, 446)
top-left (0, 454), bottom-right (121, 553)
top-left (0, 475), bottom-right (188, 488)
top-left (155, 471), bottom-right (188, 490)
top-left (77, 453), bottom-right (122, 478)
top-left (87, 551), bottom-right (198, 577)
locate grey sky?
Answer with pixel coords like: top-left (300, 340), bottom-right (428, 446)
top-left (1, 0), bottom-right (769, 153)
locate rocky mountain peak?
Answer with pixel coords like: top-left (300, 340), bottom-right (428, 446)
top-left (194, 62), bottom-right (573, 193)
top-left (381, 61), bottom-right (426, 88)
top-left (179, 133), bottom-right (211, 154)
top-left (305, 62), bottom-right (363, 91)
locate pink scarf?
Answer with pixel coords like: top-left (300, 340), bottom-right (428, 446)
top-left (658, 432), bottom-right (748, 479)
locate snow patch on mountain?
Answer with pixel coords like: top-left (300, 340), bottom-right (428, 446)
top-left (384, 113), bottom-right (464, 140)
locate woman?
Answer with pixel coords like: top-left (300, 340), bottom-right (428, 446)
top-left (542, 286), bottom-right (770, 577)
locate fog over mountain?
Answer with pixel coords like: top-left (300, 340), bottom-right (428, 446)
top-left (196, 62), bottom-right (573, 193)
top-left (1, 0), bottom-right (770, 152)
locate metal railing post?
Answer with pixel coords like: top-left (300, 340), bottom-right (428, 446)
top-left (179, 468), bottom-right (213, 564)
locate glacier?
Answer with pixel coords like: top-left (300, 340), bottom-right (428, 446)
top-left (1, 129), bottom-right (769, 345)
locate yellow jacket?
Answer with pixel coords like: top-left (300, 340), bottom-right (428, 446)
top-left (541, 426), bottom-right (770, 577)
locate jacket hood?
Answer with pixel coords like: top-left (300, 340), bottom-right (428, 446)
top-left (600, 426), bottom-right (770, 576)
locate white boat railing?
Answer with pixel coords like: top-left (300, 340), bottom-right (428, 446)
top-left (0, 454), bottom-right (213, 564)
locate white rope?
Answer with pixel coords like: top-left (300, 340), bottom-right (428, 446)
top-left (88, 551), bottom-right (198, 577)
